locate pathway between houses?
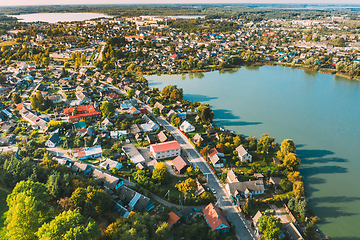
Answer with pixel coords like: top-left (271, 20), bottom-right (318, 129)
top-left (270, 204), bottom-right (292, 224)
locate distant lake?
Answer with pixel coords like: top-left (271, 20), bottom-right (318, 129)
top-left (9, 12), bottom-right (113, 23)
top-left (146, 66), bottom-right (360, 239)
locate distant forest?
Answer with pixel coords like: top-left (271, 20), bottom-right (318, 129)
top-left (0, 4), bottom-right (360, 21)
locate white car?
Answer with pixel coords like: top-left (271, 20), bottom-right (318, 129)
top-left (211, 188), bottom-right (216, 194)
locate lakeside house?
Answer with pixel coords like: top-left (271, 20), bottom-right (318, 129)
top-left (236, 145), bottom-right (252, 163)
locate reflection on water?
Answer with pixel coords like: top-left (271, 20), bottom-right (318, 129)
top-left (145, 66), bottom-right (360, 238)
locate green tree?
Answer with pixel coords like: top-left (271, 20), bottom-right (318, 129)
top-left (152, 107), bottom-right (160, 116)
top-left (257, 133), bottom-right (275, 153)
top-left (5, 181), bottom-right (52, 240)
top-left (127, 89), bottom-right (136, 98)
top-left (0, 72), bottom-right (5, 84)
top-left (30, 94), bottom-right (39, 109)
top-left (70, 186), bottom-right (111, 218)
top-left (36, 210), bottom-right (101, 240)
top-left (277, 139), bottom-right (296, 160)
top-left (258, 215), bottom-right (282, 240)
top-left (293, 181), bottom-right (305, 198)
top-left (155, 222), bottom-right (172, 240)
top-left (12, 92), bottom-right (21, 104)
top-left (176, 178), bottom-right (198, 196)
top-left (100, 101), bottom-right (115, 118)
top-left (152, 162), bottom-right (169, 184)
top-left (279, 179), bottom-right (292, 192)
top-left (132, 169), bottom-right (151, 186)
top-left (283, 153), bottom-right (301, 171)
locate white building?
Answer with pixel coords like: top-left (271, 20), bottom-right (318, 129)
top-left (150, 140), bottom-right (181, 160)
top-left (236, 145), bottom-right (252, 163)
top-left (180, 120), bottom-right (195, 133)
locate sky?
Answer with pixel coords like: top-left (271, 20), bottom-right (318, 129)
top-left (1, 0), bottom-right (360, 6)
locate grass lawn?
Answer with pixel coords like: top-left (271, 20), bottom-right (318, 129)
top-left (248, 205), bottom-right (272, 218)
top-left (0, 41), bottom-right (18, 47)
top-left (0, 184), bottom-right (11, 237)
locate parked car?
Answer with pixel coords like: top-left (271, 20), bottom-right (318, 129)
top-left (211, 188), bottom-right (216, 194)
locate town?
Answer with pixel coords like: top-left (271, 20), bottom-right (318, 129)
top-left (0, 5), bottom-right (358, 240)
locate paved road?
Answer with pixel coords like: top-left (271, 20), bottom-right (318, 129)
top-left (156, 116), bottom-right (254, 240)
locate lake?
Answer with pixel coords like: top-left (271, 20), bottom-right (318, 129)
top-left (146, 66), bottom-right (360, 239)
top-left (9, 12), bottom-right (113, 23)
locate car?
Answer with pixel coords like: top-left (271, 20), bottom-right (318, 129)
top-left (211, 188), bottom-right (216, 194)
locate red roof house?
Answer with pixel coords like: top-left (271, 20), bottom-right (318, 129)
top-left (150, 140), bottom-right (181, 160)
top-left (203, 203), bottom-right (230, 233)
top-left (172, 155), bottom-right (191, 174)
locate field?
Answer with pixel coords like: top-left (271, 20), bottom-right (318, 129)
top-left (0, 184), bottom-right (11, 237)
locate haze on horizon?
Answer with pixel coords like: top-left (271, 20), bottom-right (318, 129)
top-left (0, 0), bottom-right (359, 7)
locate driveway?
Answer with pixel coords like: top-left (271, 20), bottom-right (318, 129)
top-left (138, 147), bottom-right (158, 172)
top-left (270, 204), bottom-right (292, 224)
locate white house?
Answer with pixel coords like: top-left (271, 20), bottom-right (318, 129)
top-left (150, 140), bottom-right (181, 160)
top-left (236, 145), bottom-right (252, 163)
top-left (180, 120), bottom-right (195, 133)
top-left (110, 130), bottom-right (127, 139)
top-left (100, 158), bottom-right (123, 170)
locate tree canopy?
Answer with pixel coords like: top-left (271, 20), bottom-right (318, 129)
top-left (36, 209), bottom-right (101, 240)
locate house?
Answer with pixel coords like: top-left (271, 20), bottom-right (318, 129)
top-left (64, 105), bottom-right (101, 123)
top-left (154, 102), bottom-right (169, 114)
top-left (208, 147), bottom-right (226, 168)
top-left (227, 170), bottom-right (239, 183)
top-left (71, 162), bottom-right (92, 175)
top-left (172, 155), bottom-right (191, 174)
top-left (45, 133), bottom-right (61, 147)
top-left (254, 173), bottom-right (264, 180)
top-left (110, 130), bottom-right (127, 139)
top-left (102, 118), bottom-right (113, 129)
top-left (150, 140), bottom-right (181, 160)
top-left (146, 134), bottom-right (157, 144)
top-left (192, 133), bottom-right (204, 146)
top-left (96, 172), bottom-right (124, 190)
top-left (140, 120), bottom-right (159, 132)
top-left (285, 222), bottom-right (305, 240)
top-left (273, 157), bottom-right (282, 165)
top-left (167, 210), bottom-right (182, 227)
top-left (225, 180), bottom-right (265, 200)
top-left (129, 106), bottom-right (141, 117)
top-left (236, 145), bottom-right (252, 163)
top-left (203, 203), bottom-right (230, 233)
top-left (166, 110), bottom-right (177, 120)
top-left (180, 120), bottom-right (195, 133)
top-left (2, 120), bottom-right (17, 133)
top-left (170, 54), bottom-right (179, 60)
top-left (72, 145), bottom-right (103, 160)
top-left (122, 143), bottom-right (146, 164)
top-left (117, 186), bottom-right (154, 211)
top-left (269, 177), bottom-right (282, 189)
top-left (74, 121), bottom-right (86, 130)
top-left (252, 210), bottom-right (263, 237)
top-left (158, 131), bottom-right (170, 142)
top-left (100, 158), bottom-right (123, 170)
top-left (0, 134), bottom-right (15, 145)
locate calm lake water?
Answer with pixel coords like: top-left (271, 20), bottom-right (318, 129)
top-left (9, 12), bottom-right (112, 23)
top-left (146, 66), bottom-right (360, 239)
